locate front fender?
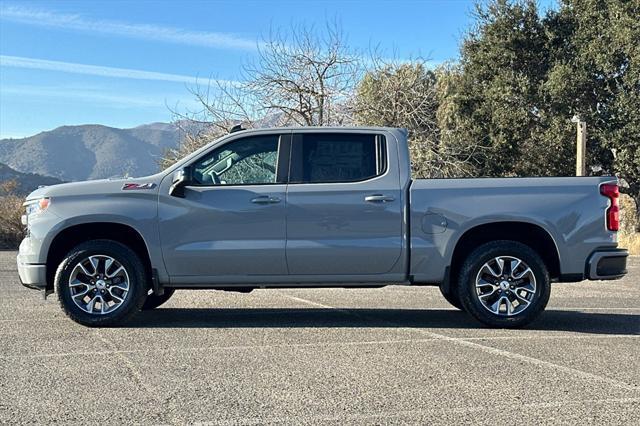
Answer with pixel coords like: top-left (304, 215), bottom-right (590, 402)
top-left (34, 194), bottom-right (167, 284)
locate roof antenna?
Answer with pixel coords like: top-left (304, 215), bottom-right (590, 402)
top-left (229, 124), bottom-right (244, 133)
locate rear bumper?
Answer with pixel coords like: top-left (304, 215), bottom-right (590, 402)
top-left (586, 249), bottom-right (628, 280)
top-left (17, 254), bottom-right (47, 290)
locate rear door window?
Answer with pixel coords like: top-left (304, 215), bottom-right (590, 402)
top-left (290, 133), bottom-right (386, 184)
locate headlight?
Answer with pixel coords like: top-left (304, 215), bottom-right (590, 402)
top-left (24, 197), bottom-right (51, 219)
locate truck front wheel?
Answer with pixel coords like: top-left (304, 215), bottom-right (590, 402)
top-left (55, 240), bottom-right (148, 327)
top-left (457, 240), bottom-right (550, 328)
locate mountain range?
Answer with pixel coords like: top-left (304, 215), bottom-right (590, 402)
top-left (0, 162), bottom-right (64, 196)
top-left (0, 122), bottom-right (183, 183)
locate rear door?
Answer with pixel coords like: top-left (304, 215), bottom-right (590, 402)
top-left (285, 131), bottom-right (403, 277)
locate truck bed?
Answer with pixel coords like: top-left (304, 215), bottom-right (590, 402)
top-left (408, 176), bottom-right (617, 283)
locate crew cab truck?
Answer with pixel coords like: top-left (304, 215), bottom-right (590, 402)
top-left (17, 127), bottom-right (628, 327)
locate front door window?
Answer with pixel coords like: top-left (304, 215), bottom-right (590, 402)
top-left (192, 135), bottom-right (279, 185)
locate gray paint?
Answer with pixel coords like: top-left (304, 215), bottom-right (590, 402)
top-left (158, 184), bottom-right (288, 277)
top-left (17, 126), bottom-right (623, 291)
top-left (20, 176), bottom-right (168, 283)
top-left (409, 176), bottom-right (617, 283)
top-left (284, 129), bottom-right (404, 276)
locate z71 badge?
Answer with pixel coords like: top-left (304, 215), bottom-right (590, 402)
top-left (122, 182), bottom-right (156, 190)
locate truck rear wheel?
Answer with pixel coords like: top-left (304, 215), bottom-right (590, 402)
top-left (457, 240), bottom-right (550, 328)
top-left (142, 288), bottom-right (175, 310)
top-left (55, 240), bottom-right (148, 327)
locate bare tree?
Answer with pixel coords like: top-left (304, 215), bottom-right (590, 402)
top-left (162, 22), bottom-right (362, 168)
top-left (243, 23), bottom-right (361, 126)
top-left (165, 23), bottom-right (482, 178)
top-left (160, 77), bottom-right (259, 169)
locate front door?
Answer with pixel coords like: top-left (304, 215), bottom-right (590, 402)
top-left (158, 133), bottom-right (289, 281)
top-left (285, 132), bottom-right (403, 277)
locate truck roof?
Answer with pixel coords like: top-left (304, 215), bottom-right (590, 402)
top-left (231, 126), bottom-right (407, 135)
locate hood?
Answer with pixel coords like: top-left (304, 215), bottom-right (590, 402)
top-left (25, 174), bottom-right (165, 201)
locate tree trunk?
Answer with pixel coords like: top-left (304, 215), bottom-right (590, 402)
top-left (634, 193), bottom-right (640, 233)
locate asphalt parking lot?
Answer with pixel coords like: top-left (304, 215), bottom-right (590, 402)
top-left (1, 251), bottom-right (638, 424)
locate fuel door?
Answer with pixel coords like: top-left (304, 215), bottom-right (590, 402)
top-left (421, 212), bottom-right (448, 234)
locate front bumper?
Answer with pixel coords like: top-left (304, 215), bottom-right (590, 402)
top-left (586, 249), bottom-right (628, 280)
top-left (17, 254), bottom-right (47, 290)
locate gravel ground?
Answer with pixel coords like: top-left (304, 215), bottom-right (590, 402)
top-left (1, 251), bottom-right (638, 425)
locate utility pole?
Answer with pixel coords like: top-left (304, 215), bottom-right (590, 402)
top-left (572, 115), bottom-right (587, 176)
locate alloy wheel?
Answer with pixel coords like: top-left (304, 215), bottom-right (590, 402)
top-left (474, 256), bottom-right (537, 316)
top-left (68, 255), bottom-right (130, 315)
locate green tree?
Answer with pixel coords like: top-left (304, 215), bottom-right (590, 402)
top-left (545, 0), bottom-right (640, 222)
top-left (354, 61), bottom-right (481, 177)
top-left (441, 0), bottom-right (568, 177)
top-left (443, 0), bottom-right (639, 222)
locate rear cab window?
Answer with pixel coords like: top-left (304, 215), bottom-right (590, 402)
top-left (290, 133), bottom-right (387, 184)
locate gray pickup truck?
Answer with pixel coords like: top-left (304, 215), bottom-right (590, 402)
top-left (17, 127), bottom-right (628, 327)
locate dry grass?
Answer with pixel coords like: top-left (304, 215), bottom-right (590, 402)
top-left (0, 196), bottom-right (24, 248)
top-left (618, 232), bottom-right (640, 255)
top-left (0, 181), bottom-right (25, 249)
top-left (618, 194), bottom-right (639, 255)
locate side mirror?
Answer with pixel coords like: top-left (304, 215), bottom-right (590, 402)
top-left (169, 165), bottom-right (193, 198)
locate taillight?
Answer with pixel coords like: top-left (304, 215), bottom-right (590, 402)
top-left (600, 183), bottom-right (620, 231)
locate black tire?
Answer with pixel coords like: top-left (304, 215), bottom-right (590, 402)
top-left (142, 288), bottom-right (175, 310)
top-left (55, 240), bottom-right (148, 327)
top-left (457, 240), bottom-right (550, 328)
top-left (439, 283), bottom-right (464, 310)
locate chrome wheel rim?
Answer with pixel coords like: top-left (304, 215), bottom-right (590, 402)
top-left (475, 256), bottom-right (536, 316)
top-left (68, 255), bottom-right (130, 315)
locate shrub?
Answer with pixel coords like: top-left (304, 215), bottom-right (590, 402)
top-left (619, 194), bottom-right (639, 255)
top-left (0, 180), bottom-right (25, 249)
top-left (0, 195), bottom-right (24, 249)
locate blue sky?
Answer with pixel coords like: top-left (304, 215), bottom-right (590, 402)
top-left (0, 0), bottom-right (557, 138)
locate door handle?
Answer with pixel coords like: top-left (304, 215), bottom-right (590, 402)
top-left (365, 194), bottom-right (395, 203)
top-left (251, 195), bottom-right (281, 204)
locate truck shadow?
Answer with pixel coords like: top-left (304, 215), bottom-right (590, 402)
top-left (129, 308), bottom-right (639, 335)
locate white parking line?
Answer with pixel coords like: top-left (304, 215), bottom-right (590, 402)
top-left (0, 318), bottom-right (69, 323)
top-left (93, 330), bottom-right (161, 400)
top-left (2, 333), bottom-right (639, 361)
top-left (0, 306), bottom-right (637, 324)
top-left (202, 397), bottom-right (640, 425)
top-left (282, 294), bottom-right (640, 392)
top-left (549, 307), bottom-right (640, 311)
top-left (1, 333), bottom-right (639, 361)
top-left (92, 330), bottom-right (182, 425)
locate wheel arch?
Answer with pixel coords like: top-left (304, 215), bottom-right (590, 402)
top-left (46, 222), bottom-right (152, 292)
top-left (448, 221), bottom-right (561, 290)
